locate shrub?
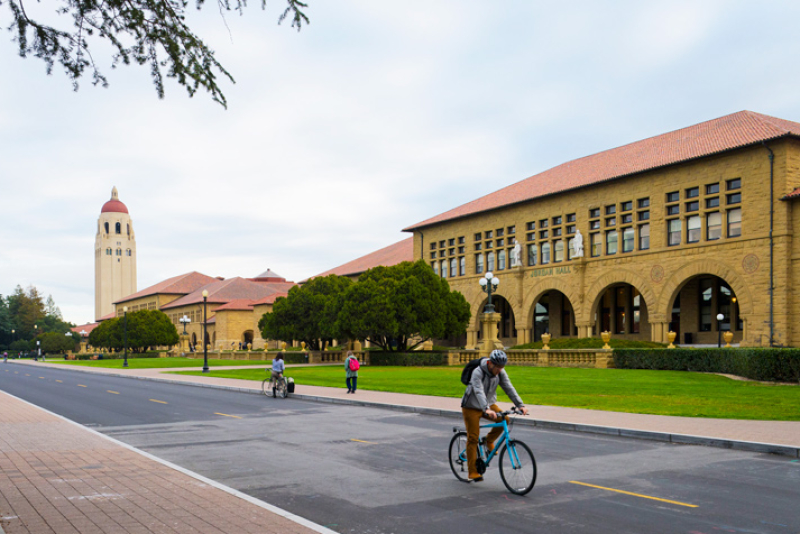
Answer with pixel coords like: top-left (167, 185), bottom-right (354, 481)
top-left (613, 348), bottom-right (800, 383)
top-left (368, 351), bottom-right (449, 366)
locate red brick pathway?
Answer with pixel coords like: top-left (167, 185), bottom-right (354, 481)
top-left (0, 390), bottom-right (332, 534)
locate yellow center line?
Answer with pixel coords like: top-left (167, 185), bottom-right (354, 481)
top-left (107, 390), bottom-right (120, 395)
top-left (39, 377), bottom-right (45, 379)
top-left (214, 413), bottom-right (241, 419)
top-left (149, 399), bottom-right (168, 404)
top-left (569, 481), bottom-right (698, 508)
top-left (56, 380), bottom-right (63, 383)
top-left (350, 439), bottom-right (378, 445)
top-left (78, 385), bottom-right (87, 388)
top-left (24, 374), bottom-right (30, 376)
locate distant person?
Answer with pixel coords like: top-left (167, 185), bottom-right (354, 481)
top-left (344, 351), bottom-right (360, 394)
top-left (461, 350), bottom-right (528, 482)
top-left (3, 352), bottom-right (7, 363)
top-left (269, 353), bottom-right (285, 398)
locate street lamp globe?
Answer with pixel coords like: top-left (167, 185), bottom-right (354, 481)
top-left (479, 278), bottom-right (488, 287)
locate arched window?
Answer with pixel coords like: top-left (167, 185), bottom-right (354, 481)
top-left (106, 248), bottom-right (112, 255)
top-left (115, 222), bottom-right (121, 234)
top-left (127, 224), bottom-right (130, 236)
top-left (126, 249), bottom-right (131, 256)
top-left (116, 248), bottom-right (122, 256)
top-left (104, 222), bottom-right (109, 234)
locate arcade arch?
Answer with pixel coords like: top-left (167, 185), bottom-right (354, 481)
top-left (528, 290), bottom-right (577, 342)
top-left (665, 274), bottom-right (741, 345)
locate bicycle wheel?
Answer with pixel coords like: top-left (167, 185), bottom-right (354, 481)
top-left (499, 440), bottom-right (537, 495)
top-left (276, 377), bottom-right (288, 398)
top-left (261, 378), bottom-right (272, 396)
top-left (448, 432), bottom-right (470, 482)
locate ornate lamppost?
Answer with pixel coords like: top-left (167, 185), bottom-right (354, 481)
top-left (180, 315), bottom-right (191, 335)
top-left (202, 290), bottom-right (209, 373)
top-left (716, 312), bottom-right (724, 348)
top-left (479, 271), bottom-right (500, 313)
top-left (123, 306), bottom-right (129, 367)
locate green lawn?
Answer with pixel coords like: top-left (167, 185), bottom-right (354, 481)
top-left (48, 357), bottom-right (268, 369)
top-left (175, 365), bottom-right (800, 421)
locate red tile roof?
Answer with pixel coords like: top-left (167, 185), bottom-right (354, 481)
top-left (404, 111), bottom-right (800, 231)
top-left (114, 272), bottom-right (219, 304)
top-left (251, 292), bottom-right (289, 305)
top-left (160, 277), bottom-right (296, 310)
top-left (304, 237), bottom-right (414, 281)
top-left (71, 323), bottom-right (100, 335)
top-left (782, 187), bottom-right (800, 200)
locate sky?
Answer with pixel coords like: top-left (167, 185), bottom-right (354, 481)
top-left (3, 0), bottom-right (800, 325)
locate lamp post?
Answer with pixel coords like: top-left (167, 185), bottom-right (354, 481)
top-left (479, 271), bottom-right (500, 313)
top-left (180, 315), bottom-right (191, 335)
top-left (33, 324), bottom-right (38, 360)
top-left (123, 306), bottom-right (129, 368)
top-left (716, 312), bottom-right (724, 348)
top-left (36, 340), bottom-right (40, 361)
top-left (202, 290), bottom-right (209, 373)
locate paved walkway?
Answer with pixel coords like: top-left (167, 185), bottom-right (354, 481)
top-left (2, 359), bottom-right (799, 533)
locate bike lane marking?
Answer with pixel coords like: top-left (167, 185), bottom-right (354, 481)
top-left (569, 481), bottom-right (698, 508)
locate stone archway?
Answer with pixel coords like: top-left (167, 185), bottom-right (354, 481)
top-left (243, 330), bottom-right (254, 348)
top-left (658, 260), bottom-right (753, 345)
top-left (526, 289), bottom-right (578, 342)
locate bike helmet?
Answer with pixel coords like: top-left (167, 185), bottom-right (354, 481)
top-left (489, 349), bottom-right (508, 367)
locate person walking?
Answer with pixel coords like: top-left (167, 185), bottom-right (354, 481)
top-left (344, 351), bottom-right (359, 394)
top-left (269, 353), bottom-right (285, 398)
top-left (461, 349), bottom-right (528, 482)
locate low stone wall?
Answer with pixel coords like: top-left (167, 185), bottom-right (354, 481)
top-left (449, 349), bottom-right (614, 369)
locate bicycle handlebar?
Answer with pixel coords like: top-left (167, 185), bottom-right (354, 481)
top-left (498, 407), bottom-right (526, 416)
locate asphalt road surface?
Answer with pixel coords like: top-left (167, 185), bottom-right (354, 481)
top-left (2, 362), bottom-right (799, 534)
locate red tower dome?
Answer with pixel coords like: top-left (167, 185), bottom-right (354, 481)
top-left (101, 186), bottom-right (129, 214)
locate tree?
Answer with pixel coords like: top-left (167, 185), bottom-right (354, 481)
top-left (39, 331), bottom-right (78, 354)
top-left (3, 0), bottom-right (309, 107)
top-left (259, 274), bottom-right (352, 350)
top-left (88, 310), bottom-right (179, 352)
top-left (338, 260), bottom-right (471, 351)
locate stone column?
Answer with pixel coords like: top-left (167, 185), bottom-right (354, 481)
top-left (575, 322), bottom-right (593, 339)
top-left (465, 329), bottom-right (479, 350)
top-left (480, 312), bottom-right (504, 356)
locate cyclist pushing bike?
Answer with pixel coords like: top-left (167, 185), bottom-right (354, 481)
top-left (268, 353), bottom-right (285, 398)
top-left (461, 349), bottom-right (529, 482)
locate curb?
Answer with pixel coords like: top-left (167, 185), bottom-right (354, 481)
top-left (8, 361), bottom-right (800, 459)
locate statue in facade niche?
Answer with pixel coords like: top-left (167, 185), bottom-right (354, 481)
top-left (573, 229), bottom-right (584, 258)
top-left (512, 240), bottom-right (522, 266)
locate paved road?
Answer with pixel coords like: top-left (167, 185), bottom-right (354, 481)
top-left (2, 364), bottom-right (799, 534)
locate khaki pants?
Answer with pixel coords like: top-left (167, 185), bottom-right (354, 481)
top-left (462, 404), bottom-right (504, 478)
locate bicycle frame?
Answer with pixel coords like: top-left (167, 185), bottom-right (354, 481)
top-left (475, 415), bottom-right (524, 469)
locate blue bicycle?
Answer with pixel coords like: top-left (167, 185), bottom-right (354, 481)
top-left (449, 407), bottom-right (537, 495)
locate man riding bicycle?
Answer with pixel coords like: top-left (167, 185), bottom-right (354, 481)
top-left (461, 349), bottom-right (529, 482)
top-left (269, 353), bottom-right (285, 398)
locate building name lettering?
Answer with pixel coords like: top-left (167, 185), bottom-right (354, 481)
top-left (530, 266), bottom-right (572, 278)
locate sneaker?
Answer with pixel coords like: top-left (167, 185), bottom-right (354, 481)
top-left (468, 475), bottom-right (484, 483)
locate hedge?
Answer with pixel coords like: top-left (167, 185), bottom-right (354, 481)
top-left (368, 352), bottom-right (449, 366)
top-left (613, 348), bottom-right (800, 383)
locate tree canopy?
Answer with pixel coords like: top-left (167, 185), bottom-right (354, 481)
top-left (338, 261), bottom-right (471, 351)
top-left (3, 0), bottom-right (309, 107)
top-left (0, 285), bottom-right (75, 349)
top-left (259, 274), bottom-right (352, 350)
top-left (88, 309), bottom-right (178, 352)
top-left (259, 261), bottom-right (471, 352)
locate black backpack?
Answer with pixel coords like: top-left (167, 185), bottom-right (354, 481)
top-left (460, 358), bottom-right (484, 385)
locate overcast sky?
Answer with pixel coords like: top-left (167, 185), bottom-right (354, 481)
top-left (2, 0), bottom-right (800, 325)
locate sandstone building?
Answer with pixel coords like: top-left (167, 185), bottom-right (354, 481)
top-left (404, 111), bottom-right (800, 348)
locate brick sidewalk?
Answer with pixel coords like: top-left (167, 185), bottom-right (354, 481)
top-left (0, 390), bottom-right (333, 534)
